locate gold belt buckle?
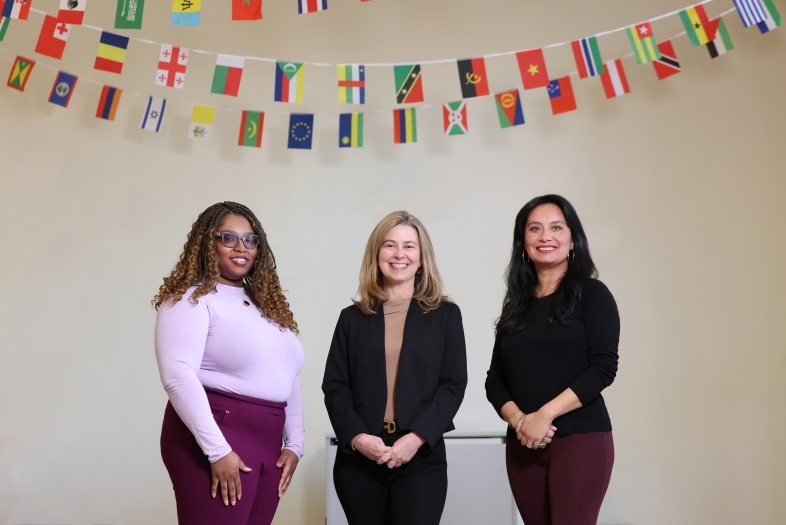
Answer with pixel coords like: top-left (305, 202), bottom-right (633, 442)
top-left (383, 420), bottom-right (397, 434)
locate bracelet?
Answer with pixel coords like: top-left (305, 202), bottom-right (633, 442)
top-left (508, 409), bottom-right (521, 429)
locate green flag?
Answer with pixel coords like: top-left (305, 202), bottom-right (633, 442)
top-left (0, 17), bottom-right (10, 42)
top-left (115, 0), bottom-right (145, 30)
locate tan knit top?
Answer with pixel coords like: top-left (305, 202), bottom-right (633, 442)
top-left (383, 298), bottom-right (410, 422)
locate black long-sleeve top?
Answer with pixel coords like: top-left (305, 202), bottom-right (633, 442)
top-left (485, 279), bottom-right (619, 439)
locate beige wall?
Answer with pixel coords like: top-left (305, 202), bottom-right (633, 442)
top-left (1, 1), bottom-right (785, 524)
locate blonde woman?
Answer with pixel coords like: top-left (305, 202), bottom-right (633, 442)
top-left (322, 211), bottom-right (468, 525)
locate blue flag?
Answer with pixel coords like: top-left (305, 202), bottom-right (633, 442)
top-left (49, 71), bottom-right (78, 108)
top-left (288, 113), bottom-right (314, 149)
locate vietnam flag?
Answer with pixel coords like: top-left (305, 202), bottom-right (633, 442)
top-left (35, 15), bottom-right (70, 60)
top-left (456, 57), bottom-right (489, 98)
top-left (516, 49), bottom-right (550, 89)
top-left (233, 0), bottom-right (262, 20)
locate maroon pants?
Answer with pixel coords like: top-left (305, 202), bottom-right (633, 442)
top-left (160, 388), bottom-right (287, 525)
top-left (506, 432), bottom-right (614, 525)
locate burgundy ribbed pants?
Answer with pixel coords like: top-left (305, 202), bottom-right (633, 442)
top-left (506, 432), bottom-right (614, 525)
top-left (160, 388), bottom-right (287, 525)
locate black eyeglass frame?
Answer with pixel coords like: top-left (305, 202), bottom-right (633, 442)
top-left (214, 231), bottom-right (261, 250)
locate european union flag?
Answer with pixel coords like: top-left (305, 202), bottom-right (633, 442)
top-left (49, 71), bottom-right (78, 108)
top-left (288, 113), bottom-right (314, 149)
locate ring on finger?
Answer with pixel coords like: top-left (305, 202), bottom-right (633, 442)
top-left (525, 443), bottom-right (533, 449)
top-left (539, 442), bottom-right (547, 448)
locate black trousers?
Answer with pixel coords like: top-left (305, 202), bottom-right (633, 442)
top-left (333, 432), bottom-right (448, 525)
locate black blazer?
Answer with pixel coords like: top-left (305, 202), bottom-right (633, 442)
top-left (322, 299), bottom-right (468, 453)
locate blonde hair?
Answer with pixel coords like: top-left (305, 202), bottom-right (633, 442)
top-left (353, 210), bottom-right (449, 315)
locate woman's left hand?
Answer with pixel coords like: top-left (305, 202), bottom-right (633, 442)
top-left (516, 411), bottom-right (557, 449)
top-left (378, 432), bottom-right (426, 469)
top-left (276, 449), bottom-right (299, 498)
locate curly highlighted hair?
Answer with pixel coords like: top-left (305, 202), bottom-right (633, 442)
top-left (152, 202), bottom-right (298, 334)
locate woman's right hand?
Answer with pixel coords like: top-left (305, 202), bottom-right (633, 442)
top-left (352, 434), bottom-right (392, 462)
top-left (211, 451), bottom-right (252, 506)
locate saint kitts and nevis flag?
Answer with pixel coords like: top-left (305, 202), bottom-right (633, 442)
top-left (599, 59), bottom-right (630, 99)
top-left (547, 76), bottom-right (577, 115)
top-left (94, 31), bottom-right (129, 74)
top-left (171, 0), bottom-right (200, 26)
top-left (571, 36), bottom-right (604, 78)
top-left (115, 0), bottom-right (146, 30)
top-left (6, 55), bottom-right (34, 91)
top-left (58, 0), bottom-right (86, 25)
top-left (337, 64), bottom-right (365, 104)
top-left (211, 55), bottom-right (244, 96)
top-left (35, 15), bottom-right (71, 60)
top-left (456, 57), bottom-right (489, 98)
top-left (707, 17), bottom-right (734, 58)
top-left (238, 110), bottom-right (264, 148)
top-left (653, 40), bottom-right (681, 80)
top-left (516, 49), bottom-right (550, 89)
top-left (275, 61), bottom-right (304, 103)
top-left (233, 0), bottom-right (262, 20)
top-left (96, 85), bottom-right (122, 121)
top-left (627, 22), bottom-right (660, 64)
top-left (393, 108), bottom-right (416, 144)
top-left (2, 0), bottom-right (32, 20)
top-left (443, 100), bottom-right (468, 136)
top-left (338, 113), bottom-right (363, 148)
top-left (394, 64), bottom-right (423, 104)
top-left (680, 4), bottom-right (718, 46)
top-left (494, 90), bottom-right (524, 128)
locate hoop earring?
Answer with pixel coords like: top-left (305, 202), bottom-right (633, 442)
top-left (568, 249), bottom-right (575, 263)
top-left (522, 251), bottom-right (530, 264)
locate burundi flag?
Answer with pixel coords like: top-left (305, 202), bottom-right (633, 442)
top-left (58, 0), bottom-right (86, 25)
top-left (288, 113), bottom-right (314, 149)
top-left (2, 0), bottom-right (32, 20)
top-left (443, 100), bottom-right (468, 136)
top-left (141, 96), bottom-right (166, 132)
top-left (189, 105), bottom-right (216, 140)
top-left (393, 108), bottom-right (417, 144)
top-left (96, 85), bottom-right (122, 121)
top-left (337, 64), bottom-right (365, 104)
top-left (238, 110), bottom-right (264, 148)
top-left (338, 113), bottom-right (363, 148)
top-left (516, 49), bottom-right (550, 90)
top-left (35, 15), bottom-right (71, 60)
top-left (599, 59), bottom-right (630, 99)
top-left (571, 36), bottom-right (604, 78)
top-left (757, 0), bottom-right (782, 33)
top-left (547, 76), bottom-right (577, 115)
top-left (707, 17), bottom-right (734, 58)
top-left (211, 55), bottom-right (244, 96)
top-left (115, 0), bottom-right (146, 30)
top-left (456, 57), bottom-right (490, 98)
top-left (94, 31), bottom-right (129, 74)
top-left (653, 40), bottom-right (681, 80)
top-left (275, 61), bottom-right (304, 103)
top-left (233, 0), bottom-right (262, 20)
top-left (171, 0), bottom-right (200, 26)
top-left (6, 55), bottom-right (34, 91)
top-left (627, 22), bottom-right (660, 64)
top-left (680, 4), bottom-right (718, 46)
top-left (48, 70), bottom-right (77, 107)
top-left (156, 44), bottom-right (188, 88)
top-left (299, 0), bottom-right (327, 14)
top-left (0, 16), bottom-right (9, 41)
top-left (734, 0), bottom-right (768, 27)
top-left (494, 90), bottom-right (524, 128)
top-left (394, 64), bottom-right (423, 104)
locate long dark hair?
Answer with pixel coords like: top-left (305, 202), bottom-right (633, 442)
top-left (496, 195), bottom-right (597, 337)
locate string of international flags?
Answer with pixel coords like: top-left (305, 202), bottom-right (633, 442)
top-left (1, 0), bottom-right (782, 149)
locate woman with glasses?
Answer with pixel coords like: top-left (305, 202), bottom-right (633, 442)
top-left (153, 202), bottom-right (303, 525)
top-left (322, 211), bottom-right (468, 525)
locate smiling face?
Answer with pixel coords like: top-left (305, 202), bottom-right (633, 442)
top-left (378, 224), bottom-right (421, 294)
top-left (523, 203), bottom-right (574, 271)
top-left (215, 214), bottom-right (258, 287)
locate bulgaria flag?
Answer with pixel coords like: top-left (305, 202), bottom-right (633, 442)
top-left (599, 59), bottom-right (630, 99)
top-left (211, 55), bottom-right (244, 96)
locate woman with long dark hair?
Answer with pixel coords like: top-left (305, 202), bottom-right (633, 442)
top-left (485, 195), bottom-right (619, 525)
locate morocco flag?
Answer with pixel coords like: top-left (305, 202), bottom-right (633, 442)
top-left (232, 0), bottom-right (262, 20)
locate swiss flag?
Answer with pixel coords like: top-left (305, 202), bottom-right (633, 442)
top-left (34, 15), bottom-right (70, 60)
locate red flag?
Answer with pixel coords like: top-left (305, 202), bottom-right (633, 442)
top-left (34, 15), bottom-right (70, 60)
top-left (516, 49), bottom-right (550, 90)
top-left (547, 76), bottom-right (577, 115)
top-left (232, 0), bottom-right (262, 20)
top-left (652, 40), bottom-right (681, 80)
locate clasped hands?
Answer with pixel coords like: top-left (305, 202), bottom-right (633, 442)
top-left (514, 410), bottom-right (557, 450)
top-left (353, 432), bottom-right (425, 469)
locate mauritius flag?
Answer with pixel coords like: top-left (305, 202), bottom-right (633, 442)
top-left (393, 108), bottom-right (416, 144)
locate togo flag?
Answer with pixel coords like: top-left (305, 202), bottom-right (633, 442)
top-left (48, 71), bottom-right (77, 107)
top-left (115, 0), bottom-right (145, 30)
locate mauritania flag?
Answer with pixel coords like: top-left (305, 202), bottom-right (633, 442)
top-left (238, 110), bottom-right (264, 148)
top-left (338, 113), bottom-right (363, 148)
top-left (680, 5), bottom-right (718, 46)
top-left (171, 0), bottom-right (200, 26)
top-left (189, 105), bottom-right (216, 140)
top-left (275, 61), bottom-right (304, 103)
top-left (734, 0), bottom-right (767, 27)
top-left (0, 16), bottom-right (9, 42)
top-left (707, 17), bottom-right (734, 58)
top-left (2, 0), bottom-right (31, 20)
top-left (393, 108), bottom-right (416, 144)
top-left (571, 36), bottom-right (604, 78)
top-left (627, 22), bottom-right (660, 64)
top-left (48, 71), bottom-right (77, 107)
top-left (338, 64), bottom-right (365, 104)
top-left (141, 96), bottom-right (166, 132)
top-left (211, 55), bottom-right (244, 96)
top-left (599, 59), bottom-right (630, 99)
top-left (443, 100), bottom-right (468, 136)
top-left (96, 85), bottom-right (122, 121)
top-left (757, 0), bottom-right (782, 33)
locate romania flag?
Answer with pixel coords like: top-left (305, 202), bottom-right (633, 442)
top-left (94, 31), bottom-right (129, 74)
top-left (393, 108), bottom-right (417, 144)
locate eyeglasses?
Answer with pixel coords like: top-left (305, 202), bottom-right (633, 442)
top-left (215, 231), bottom-right (260, 250)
